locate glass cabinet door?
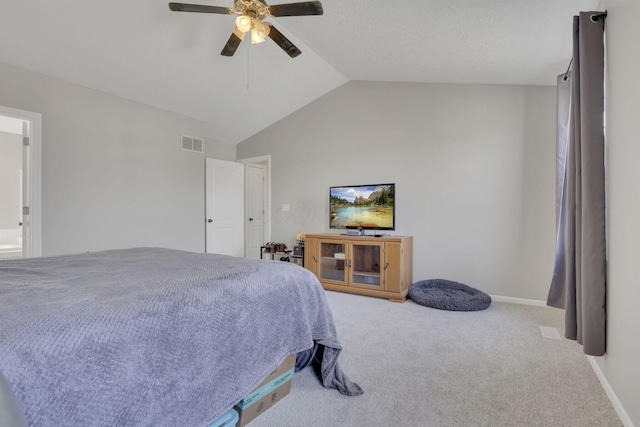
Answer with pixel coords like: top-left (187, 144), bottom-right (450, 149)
top-left (319, 241), bottom-right (346, 284)
top-left (351, 243), bottom-right (382, 288)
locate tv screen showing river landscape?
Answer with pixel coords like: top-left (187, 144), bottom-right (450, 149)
top-left (330, 184), bottom-right (395, 230)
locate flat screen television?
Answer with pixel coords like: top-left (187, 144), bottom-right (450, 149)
top-left (330, 183), bottom-right (395, 231)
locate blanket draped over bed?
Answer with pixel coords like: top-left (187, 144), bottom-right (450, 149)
top-left (0, 248), bottom-right (362, 426)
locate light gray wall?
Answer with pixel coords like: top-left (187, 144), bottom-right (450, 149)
top-left (0, 131), bottom-right (22, 229)
top-left (0, 61), bottom-right (236, 256)
top-left (593, 1), bottom-right (640, 425)
top-left (237, 81), bottom-right (557, 301)
top-left (205, 137), bottom-right (236, 161)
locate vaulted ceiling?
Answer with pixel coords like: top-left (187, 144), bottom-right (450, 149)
top-left (0, 0), bottom-right (600, 144)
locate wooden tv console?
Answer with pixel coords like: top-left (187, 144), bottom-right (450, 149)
top-left (303, 233), bottom-right (413, 302)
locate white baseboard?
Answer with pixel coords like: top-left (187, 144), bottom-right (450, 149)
top-left (587, 356), bottom-right (636, 427)
top-left (489, 295), bottom-right (548, 307)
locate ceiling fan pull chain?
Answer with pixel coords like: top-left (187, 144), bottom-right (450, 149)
top-left (246, 41), bottom-right (250, 90)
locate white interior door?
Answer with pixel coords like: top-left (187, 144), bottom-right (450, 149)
top-left (205, 158), bottom-right (244, 257)
top-left (245, 163), bottom-right (266, 259)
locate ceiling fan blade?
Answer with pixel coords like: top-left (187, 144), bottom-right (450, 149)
top-left (268, 1), bottom-right (323, 17)
top-left (221, 28), bottom-right (245, 57)
top-left (168, 2), bottom-right (232, 14)
top-left (267, 24), bottom-right (301, 58)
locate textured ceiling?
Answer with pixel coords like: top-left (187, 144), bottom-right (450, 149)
top-left (0, 0), bottom-right (600, 144)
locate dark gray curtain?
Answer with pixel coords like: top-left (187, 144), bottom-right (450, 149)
top-left (547, 11), bottom-right (606, 356)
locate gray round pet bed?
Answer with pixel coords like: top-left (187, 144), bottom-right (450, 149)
top-left (408, 279), bottom-right (491, 311)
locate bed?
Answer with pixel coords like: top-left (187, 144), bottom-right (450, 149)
top-left (0, 247), bottom-right (362, 426)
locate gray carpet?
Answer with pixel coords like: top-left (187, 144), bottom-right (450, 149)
top-left (249, 291), bottom-right (622, 427)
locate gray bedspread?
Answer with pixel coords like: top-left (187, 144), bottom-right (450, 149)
top-left (0, 248), bottom-right (362, 426)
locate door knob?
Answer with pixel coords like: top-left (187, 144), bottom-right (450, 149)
top-left (207, 219), bottom-right (213, 223)
top-left (18, 222), bottom-right (23, 226)
top-left (248, 218), bottom-right (254, 221)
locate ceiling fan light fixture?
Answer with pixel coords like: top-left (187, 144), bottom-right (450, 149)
top-left (250, 27), bottom-right (265, 44)
top-left (235, 14), bottom-right (252, 33)
top-left (168, 0), bottom-right (323, 57)
top-left (250, 19), bottom-right (270, 44)
top-left (257, 20), bottom-right (270, 37)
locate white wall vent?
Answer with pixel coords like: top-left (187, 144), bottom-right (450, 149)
top-left (181, 135), bottom-right (204, 154)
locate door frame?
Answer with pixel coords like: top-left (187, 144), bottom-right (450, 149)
top-left (0, 105), bottom-right (42, 257)
top-left (238, 155), bottom-right (271, 246)
top-left (244, 163), bottom-right (267, 259)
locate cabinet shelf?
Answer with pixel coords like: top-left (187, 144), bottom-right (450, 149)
top-left (321, 271), bottom-right (345, 281)
top-left (352, 270), bottom-right (380, 278)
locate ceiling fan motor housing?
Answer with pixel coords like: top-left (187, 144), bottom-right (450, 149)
top-left (233, 0), bottom-right (271, 21)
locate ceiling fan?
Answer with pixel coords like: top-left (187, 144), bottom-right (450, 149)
top-left (168, 0), bottom-right (323, 58)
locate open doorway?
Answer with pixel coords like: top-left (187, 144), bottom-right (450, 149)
top-left (0, 106), bottom-right (42, 259)
top-left (238, 155), bottom-right (271, 259)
